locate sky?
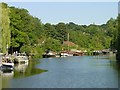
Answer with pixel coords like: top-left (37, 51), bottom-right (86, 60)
top-left (118, 2), bottom-right (120, 13)
top-left (6, 2), bottom-right (118, 25)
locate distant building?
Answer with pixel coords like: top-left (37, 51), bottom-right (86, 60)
top-left (63, 41), bottom-right (77, 47)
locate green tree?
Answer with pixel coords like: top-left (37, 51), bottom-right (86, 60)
top-left (44, 37), bottom-right (62, 52)
top-left (1, 3), bottom-right (10, 53)
top-left (116, 14), bottom-right (120, 60)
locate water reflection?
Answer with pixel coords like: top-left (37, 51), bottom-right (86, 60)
top-left (14, 62), bottom-right (28, 73)
top-left (1, 70), bottom-right (14, 77)
top-left (1, 56), bottom-right (119, 88)
top-left (107, 56), bottom-right (120, 89)
top-left (1, 70), bottom-right (14, 88)
top-left (1, 60), bottom-right (47, 88)
top-left (108, 56), bottom-right (120, 72)
top-left (14, 60), bottom-right (47, 78)
top-left (109, 60), bottom-right (120, 75)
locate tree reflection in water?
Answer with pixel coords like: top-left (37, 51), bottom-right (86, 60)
top-left (14, 60), bottom-right (48, 78)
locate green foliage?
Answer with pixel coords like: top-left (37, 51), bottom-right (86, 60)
top-left (109, 18), bottom-right (118, 50)
top-left (55, 22), bottom-right (68, 41)
top-left (1, 3), bottom-right (10, 53)
top-left (31, 46), bottom-right (44, 58)
top-left (9, 6), bottom-right (43, 54)
top-left (20, 45), bottom-right (31, 55)
top-left (116, 14), bottom-right (120, 60)
top-left (1, 3), bottom-right (118, 58)
top-left (43, 37), bottom-right (62, 52)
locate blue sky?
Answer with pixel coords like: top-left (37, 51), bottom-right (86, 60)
top-left (7, 2), bottom-right (118, 25)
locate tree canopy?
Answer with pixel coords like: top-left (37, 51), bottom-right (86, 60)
top-left (1, 3), bottom-right (118, 57)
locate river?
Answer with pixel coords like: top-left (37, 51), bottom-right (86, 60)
top-left (1, 55), bottom-right (119, 88)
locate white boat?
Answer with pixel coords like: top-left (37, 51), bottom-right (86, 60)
top-left (60, 52), bottom-right (69, 57)
top-left (60, 51), bottom-right (73, 57)
top-left (2, 62), bottom-right (14, 67)
top-left (1, 56), bottom-right (14, 70)
top-left (14, 53), bottom-right (29, 63)
top-left (42, 51), bottom-right (56, 58)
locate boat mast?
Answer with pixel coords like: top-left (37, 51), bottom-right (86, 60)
top-left (67, 33), bottom-right (69, 52)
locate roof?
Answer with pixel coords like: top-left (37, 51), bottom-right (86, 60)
top-left (63, 41), bottom-right (76, 47)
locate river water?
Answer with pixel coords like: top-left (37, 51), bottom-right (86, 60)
top-left (1, 55), bottom-right (119, 88)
